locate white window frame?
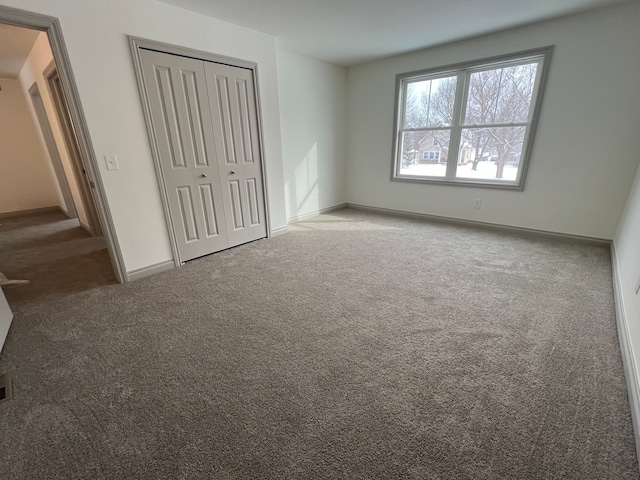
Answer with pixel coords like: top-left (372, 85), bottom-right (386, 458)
top-left (391, 47), bottom-right (553, 190)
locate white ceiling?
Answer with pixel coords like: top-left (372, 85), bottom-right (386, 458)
top-left (0, 24), bottom-right (40, 78)
top-left (159, 0), bottom-right (630, 66)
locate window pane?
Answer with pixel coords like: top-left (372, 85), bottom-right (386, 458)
top-left (404, 76), bottom-right (457, 128)
top-left (399, 130), bottom-right (451, 177)
top-left (456, 127), bottom-right (526, 181)
top-left (464, 63), bottom-right (538, 125)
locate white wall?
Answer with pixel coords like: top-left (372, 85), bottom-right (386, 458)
top-left (19, 32), bottom-right (89, 228)
top-left (0, 286), bottom-right (12, 353)
top-left (346, 2), bottom-right (640, 240)
top-left (277, 49), bottom-right (347, 221)
top-left (1, 0), bottom-right (287, 273)
top-left (0, 77), bottom-right (61, 214)
top-left (614, 161), bottom-right (640, 424)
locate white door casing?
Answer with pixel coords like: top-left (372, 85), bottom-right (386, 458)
top-left (29, 83), bottom-right (78, 219)
top-left (46, 66), bottom-right (103, 237)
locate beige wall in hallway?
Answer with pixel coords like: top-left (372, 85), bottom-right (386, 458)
top-left (0, 77), bottom-right (61, 214)
top-left (19, 32), bottom-right (89, 229)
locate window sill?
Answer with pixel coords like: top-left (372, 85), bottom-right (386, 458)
top-left (391, 175), bottom-right (525, 191)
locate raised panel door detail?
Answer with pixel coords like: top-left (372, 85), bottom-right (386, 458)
top-left (181, 70), bottom-right (209, 168)
top-left (235, 79), bottom-right (254, 164)
top-left (154, 65), bottom-right (186, 169)
top-left (246, 178), bottom-right (260, 226)
top-left (204, 61), bottom-right (267, 247)
top-left (199, 183), bottom-right (219, 237)
top-left (228, 180), bottom-right (244, 230)
top-left (177, 186), bottom-right (199, 242)
top-left (141, 49), bottom-right (232, 262)
top-left (215, 75), bottom-right (236, 165)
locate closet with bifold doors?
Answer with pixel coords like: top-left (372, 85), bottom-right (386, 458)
top-left (139, 48), bottom-right (267, 262)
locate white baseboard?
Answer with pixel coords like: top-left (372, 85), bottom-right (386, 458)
top-left (287, 203), bottom-right (347, 224)
top-left (79, 222), bottom-right (92, 235)
top-left (611, 242), bottom-right (640, 464)
top-left (345, 203), bottom-right (611, 246)
top-left (270, 225), bottom-right (289, 237)
top-left (127, 259), bottom-right (175, 282)
top-left (0, 206), bottom-right (61, 219)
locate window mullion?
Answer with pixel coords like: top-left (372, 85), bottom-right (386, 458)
top-left (461, 121), bottom-right (529, 129)
top-left (402, 126), bottom-right (456, 133)
top-left (445, 72), bottom-right (467, 179)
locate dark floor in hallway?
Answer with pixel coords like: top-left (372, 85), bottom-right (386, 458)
top-left (0, 210), bottom-right (116, 310)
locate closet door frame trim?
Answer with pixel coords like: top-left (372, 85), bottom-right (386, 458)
top-left (128, 36), bottom-right (272, 267)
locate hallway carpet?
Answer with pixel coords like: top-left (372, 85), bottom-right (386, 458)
top-left (0, 209), bottom-right (637, 479)
top-left (0, 210), bottom-right (115, 308)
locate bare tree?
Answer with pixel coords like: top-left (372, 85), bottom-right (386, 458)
top-left (465, 64), bottom-right (537, 178)
top-left (401, 132), bottom-right (423, 167)
top-left (401, 86), bottom-right (426, 167)
top-left (404, 77), bottom-right (457, 163)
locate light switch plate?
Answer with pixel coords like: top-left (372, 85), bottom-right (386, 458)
top-left (105, 155), bottom-right (119, 171)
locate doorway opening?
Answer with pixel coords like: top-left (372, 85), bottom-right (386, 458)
top-left (0, 5), bottom-right (126, 286)
top-left (0, 8), bottom-right (123, 321)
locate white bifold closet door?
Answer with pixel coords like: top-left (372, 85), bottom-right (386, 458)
top-left (140, 49), bottom-right (267, 262)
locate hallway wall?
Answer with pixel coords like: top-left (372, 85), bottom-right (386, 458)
top-left (19, 32), bottom-right (89, 229)
top-left (0, 77), bottom-right (61, 214)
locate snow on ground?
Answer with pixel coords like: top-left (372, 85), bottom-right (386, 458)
top-left (400, 161), bottom-right (518, 181)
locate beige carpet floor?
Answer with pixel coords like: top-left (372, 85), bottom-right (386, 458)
top-left (0, 208), bottom-right (637, 479)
